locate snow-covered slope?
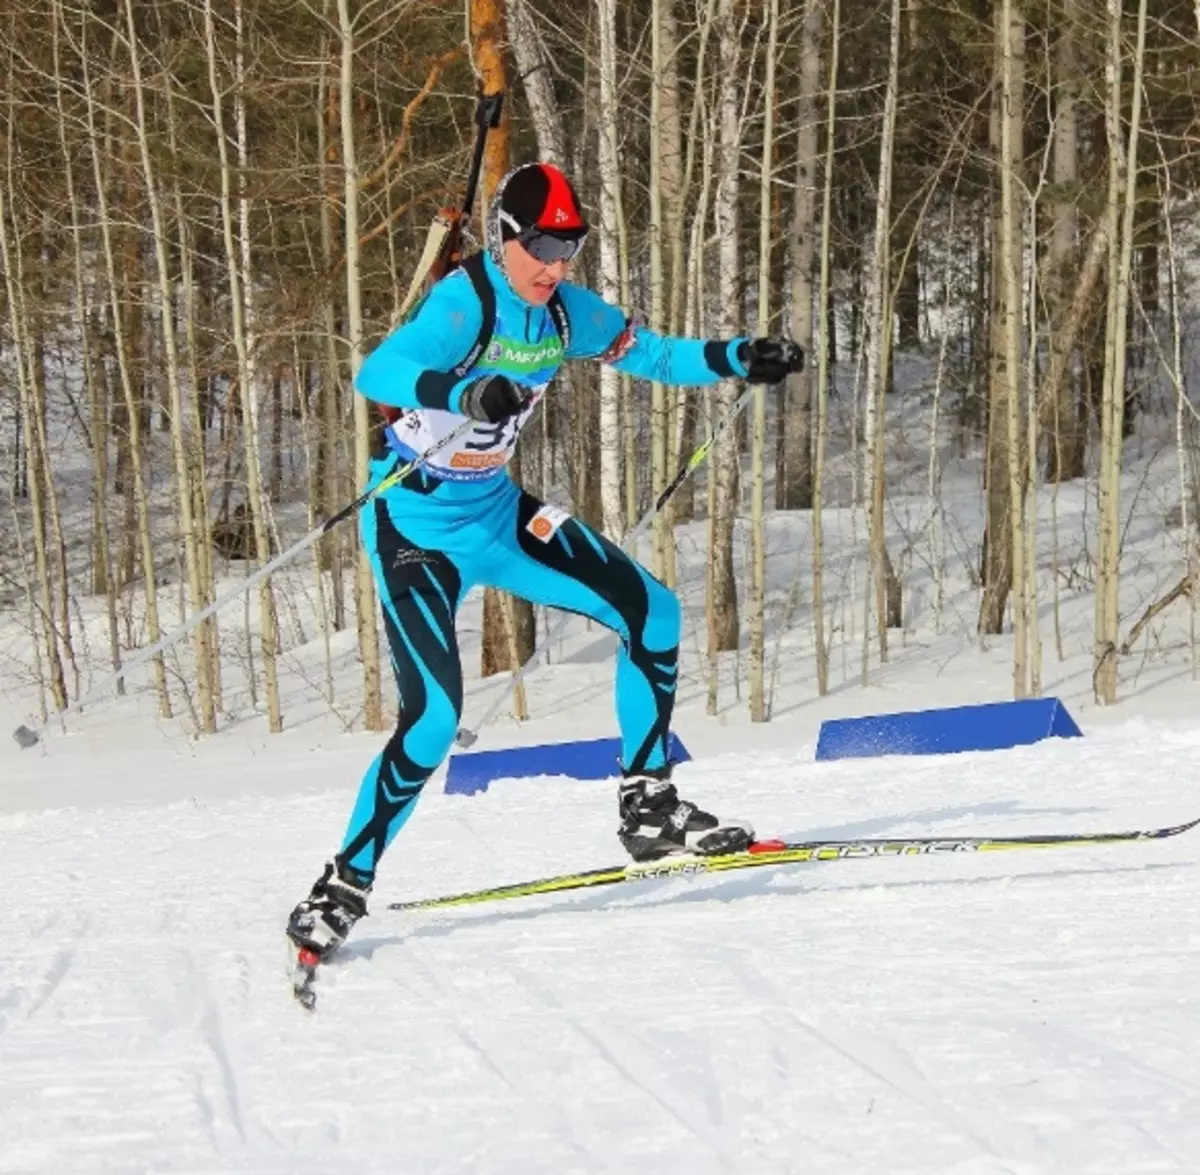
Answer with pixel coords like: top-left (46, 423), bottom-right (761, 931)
top-left (2, 716), bottom-right (1199, 1173)
top-left (5, 352), bottom-right (1200, 1170)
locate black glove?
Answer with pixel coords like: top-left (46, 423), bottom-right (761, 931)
top-left (738, 337), bottom-right (805, 384)
top-left (458, 374), bottom-right (530, 423)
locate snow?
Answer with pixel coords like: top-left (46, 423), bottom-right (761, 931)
top-left (5, 361), bottom-right (1200, 1170)
top-left (3, 678), bottom-right (1200, 1172)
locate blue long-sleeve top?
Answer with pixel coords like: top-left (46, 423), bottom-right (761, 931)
top-left (356, 251), bottom-right (748, 485)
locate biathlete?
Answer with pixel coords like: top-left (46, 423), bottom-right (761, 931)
top-left (287, 162), bottom-right (805, 960)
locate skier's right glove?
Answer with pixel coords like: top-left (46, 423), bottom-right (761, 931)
top-left (458, 374), bottom-right (531, 423)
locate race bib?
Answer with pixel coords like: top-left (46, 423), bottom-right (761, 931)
top-left (387, 389), bottom-right (545, 482)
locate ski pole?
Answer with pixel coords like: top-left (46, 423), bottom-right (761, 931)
top-left (454, 387), bottom-right (756, 748)
top-left (12, 419), bottom-right (478, 750)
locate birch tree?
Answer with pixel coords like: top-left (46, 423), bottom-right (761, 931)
top-left (1045, 0), bottom-right (1082, 484)
top-left (780, 0), bottom-right (822, 511)
top-left (979, 1), bottom-right (1023, 644)
top-left (79, 22), bottom-right (172, 719)
top-left (125, 0), bottom-right (216, 731)
top-left (205, 0), bottom-right (283, 732)
top-left (595, 0), bottom-right (626, 538)
top-left (0, 154), bottom-right (66, 713)
top-left (316, 14), bottom-right (346, 636)
top-left (861, 0), bottom-right (902, 678)
top-left (998, 0), bottom-right (1027, 696)
top-left (51, 4), bottom-right (121, 690)
top-left (1094, 0), bottom-right (1149, 704)
top-left (474, 0), bottom-right (535, 694)
top-left (336, 0), bottom-right (383, 730)
top-left (708, 0), bottom-right (743, 660)
top-left (748, 0), bottom-right (778, 722)
top-left (648, 0), bottom-right (672, 584)
top-left (811, 0), bottom-right (839, 697)
top-left (668, 0), bottom-right (717, 526)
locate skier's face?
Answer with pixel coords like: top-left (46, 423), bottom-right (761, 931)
top-left (504, 238), bottom-right (571, 305)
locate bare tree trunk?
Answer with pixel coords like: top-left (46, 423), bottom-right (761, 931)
top-left (154, 0), bottom-right (219, 709)
top-left (1159, 161), bottom-right (1196, 677)
top-left (649, 0), bottom-right (673, 585)
top-left (780, 0), bottom-right (821, 511)
top-left (669, 0), bottom-right (717, 525)
top-left (811, 0), bottom-right (840, 697)
top-left (658, 0), bottom-right (686, 525)
top-left (979, 4), bottom-right (1021, 639)
top-left (18, 186), bottom-right (79, 700)
top-left (748, 0), bottom-right (778, 722)
top-left (595, 0), bottom-right (626, 538)
top-left (205, 0), bottom-right (283, 731)
top-left (170, 142), bottom-right (220, 717)
top-left (1045, 0), bottom-right (1083, 484)
top-left (659, 0), bottom-right (685, 334)
top-left (709, 0), bottom-right (742, 659)
top-left (508, 0), bottom-right (562, 161)
top-left (234, 0), bottom-right (282, 730)
top-left (79, 27), bottom-right (171, 718)
top-left (126, 0), bottom-right (215, 730)
top-left (861, 0), bottom-right (902, 680)
top-left (337, 0), bottom-right (382, 729)
top-left (54, 7), bottom-right (115, 676)
top-left (1024, 194), bottom-right (1042, 696)
top-left (316, 28), bottom-right (346, 634)
top-left (0, 177), bottom-right (66, 712)
top-left (1094, 0), bottom-right (1149, 704)
top-left (999, 0), bottom-right (1027, 695)
top-left (473, 0), bottom-right (535, 681)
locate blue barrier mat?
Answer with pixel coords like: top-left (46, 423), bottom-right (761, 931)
top-left (446, 732), bottom-right (692, 795)
top-left (816, 697), bottom-right (1082, 761)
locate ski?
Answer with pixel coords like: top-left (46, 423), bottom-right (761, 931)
top-left (388, 815), bottom-right (1200, 913)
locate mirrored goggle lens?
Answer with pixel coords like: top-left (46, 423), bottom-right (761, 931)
top-left (520, 230), bottom-right (586, 265)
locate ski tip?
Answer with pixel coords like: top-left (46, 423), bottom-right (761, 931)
top-left (749, 839), bottom-right (788, 854)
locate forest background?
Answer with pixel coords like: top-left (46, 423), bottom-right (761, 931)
top-left (1, 0), bottom-right (1196, 742)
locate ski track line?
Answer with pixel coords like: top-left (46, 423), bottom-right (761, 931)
top-left (1130, 1120), bottom-right (1194, 1173)
top-left (500, 950), bottom-right (742, 1175)
top-left (1010, 1014), bottom-right (1200, 1102)
top-left (360, 933), bottom-right (619, 1175)
top-left (0, 909), bottom-right (88, 1036)
top-left (183, 943), bottom-right (254, 1153)
top-left (716, 945), bottom-right (1028, 1175)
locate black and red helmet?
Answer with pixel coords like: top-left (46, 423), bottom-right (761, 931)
top-left (487, 163), bottom-right (588, 267)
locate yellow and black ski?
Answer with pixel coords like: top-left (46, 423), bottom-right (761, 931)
top-left (388, 815), bottom-right (1200, 913)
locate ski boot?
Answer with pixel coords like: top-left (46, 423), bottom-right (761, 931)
top-left (617, 765), bottom-right (754, 862)
top-left (286, 859), bottom-right (371, 1009)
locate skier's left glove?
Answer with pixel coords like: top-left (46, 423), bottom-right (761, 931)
top-left (738, 337), bottom-right (805, 384)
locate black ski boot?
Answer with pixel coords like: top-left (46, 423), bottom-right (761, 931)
top-left (617, 765), bottom-right (754, 862)
top-left (286, 859), bottom-right (372, 962)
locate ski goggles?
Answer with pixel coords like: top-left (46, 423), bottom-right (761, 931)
top-left (499, 211), bottom-right (588, 265)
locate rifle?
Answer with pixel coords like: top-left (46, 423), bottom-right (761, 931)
top-left (378, 90), bottom-right (503, 426)
top-left (391, 90), bottom-right (504, 323)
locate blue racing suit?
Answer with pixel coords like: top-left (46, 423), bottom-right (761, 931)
top-left (338, 251), bottom-right (749, 878)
